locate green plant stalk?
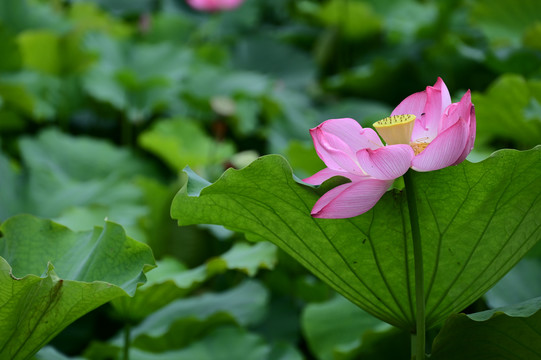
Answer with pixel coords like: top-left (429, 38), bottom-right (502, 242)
top-left (123, 322), bottom-right (131, 360)
top-left (404, 170), bottom-right (426, 360)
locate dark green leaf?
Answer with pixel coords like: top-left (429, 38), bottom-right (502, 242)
top-left (431, 297), bottom-right (541, 359)
top-left (0, 215), bottom-right (155, 359)
top-left (171, 148), bottom-right (541, 330)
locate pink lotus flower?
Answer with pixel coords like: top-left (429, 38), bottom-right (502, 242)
top-left (392, 77), bottom-right (476, 172)
top-left (305, 78), bottom-right (475, 219)
top-left (187, 0), bottom-right (244, 11)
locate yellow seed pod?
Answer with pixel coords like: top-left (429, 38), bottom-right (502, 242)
top-left (373, 114), bottom-right (416, 145)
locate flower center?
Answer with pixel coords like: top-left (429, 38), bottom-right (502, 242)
top-left (410, 141), bottom-right (429, 155)
top-left (373, 114), bottom-right (416, 145)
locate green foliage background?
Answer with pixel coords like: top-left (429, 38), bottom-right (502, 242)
top-left (0, 0), bottom-right (540, 359)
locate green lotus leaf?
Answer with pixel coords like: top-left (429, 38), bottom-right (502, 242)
top-left (171, 147), bottom-right (541, 331)
top-left (431, 297), bottom-right (541, 359)
top-left (0, 214), bottom-right (155, 359)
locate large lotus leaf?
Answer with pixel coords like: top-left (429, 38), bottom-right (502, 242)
top-left (431, 297), bottom-right (541, 359)
top-left (171, 148), bottom-right (541, 331)
top-left (0, 214), bottom-right (155, 360)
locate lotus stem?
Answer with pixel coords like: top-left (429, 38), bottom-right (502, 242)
top-left (123, 322), bottom-right (131, 360)
top-left (404, 170), bottom-right (426, 360)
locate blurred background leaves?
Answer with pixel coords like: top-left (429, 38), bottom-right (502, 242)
top-left (0, 0), bottom-right (540, 358)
